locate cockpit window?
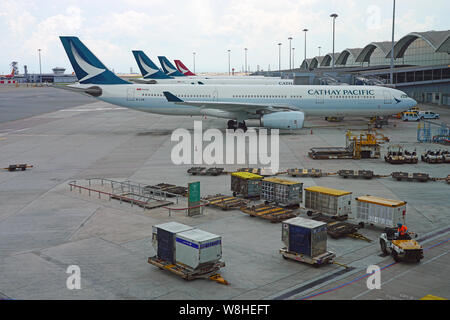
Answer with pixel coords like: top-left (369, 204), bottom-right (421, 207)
top-left (401, 94), bottom-right (408, 98)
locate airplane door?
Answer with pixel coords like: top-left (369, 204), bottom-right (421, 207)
top-left (212, 88), bottom-right (218, 101)
top-left (383, 90), bottom-right (392, 104)
top-left (316, 94), bottom-right (324, 104)
top-left (127, 88), bottom-right (135, 101)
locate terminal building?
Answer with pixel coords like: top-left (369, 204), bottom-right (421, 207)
top-left (255, 30), bottom-right (450, 106)
top-left (6, 66), bottom-right (78, 84)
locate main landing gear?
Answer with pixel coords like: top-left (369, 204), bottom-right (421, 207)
top-left (227, 120), bottom-right (247, 132)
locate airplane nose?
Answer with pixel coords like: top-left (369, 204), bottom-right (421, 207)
top-left (409, 98), bottom-right (418, 108)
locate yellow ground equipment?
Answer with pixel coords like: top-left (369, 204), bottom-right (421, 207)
top-left (346, 130), bottom-right (389, 159)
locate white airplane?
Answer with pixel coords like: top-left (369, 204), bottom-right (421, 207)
top-left (60, 36), bottom-right (417, 131)
top-left (132, 50), bottom-right (293, 86)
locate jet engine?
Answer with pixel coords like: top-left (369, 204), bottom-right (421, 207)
top-left (260, 111), bottom-right (305, 129)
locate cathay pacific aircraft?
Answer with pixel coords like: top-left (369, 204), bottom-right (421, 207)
top-left (132, 51), bottom-right (293, 86)
top-left (60, 36), bottom-right (416, 131)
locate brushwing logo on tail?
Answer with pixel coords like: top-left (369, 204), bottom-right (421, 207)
top-left (70, 42), bottom-right (106, 83)
top-left (177, 63), bottom-right (190, 74)
top-left (162, 60), bottom-right (178, 75)
top-left (138, 55), bottom-right (159, 77)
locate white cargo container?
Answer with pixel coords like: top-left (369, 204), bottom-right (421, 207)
top-left (152, 222), bottom-right (194, 263)
top-left (304, 186), bottom-right (352, 218)
top-left (356, 196), bottom-right (407, 228)
top-left (175, 229), bottom-right (222, 270)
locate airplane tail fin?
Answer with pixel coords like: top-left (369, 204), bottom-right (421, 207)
top-left (132, 51), bottom-right (172, 79)
top-left (59, 36), bottom-right (129, 85)
top-left (174, 60), bottom-right (196, 76)
top-left (157, 56), bottom-right (185, 77)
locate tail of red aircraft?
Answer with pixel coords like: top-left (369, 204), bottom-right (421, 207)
top-left (174, 60), bottom-right (196, 76)
top-left (2, 68), bottom-right (15, 78)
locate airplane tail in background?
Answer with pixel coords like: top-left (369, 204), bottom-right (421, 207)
top-left (158, 56), bottom-right (185, 77)
top-left (174, 60), bottom-right (196, 76)
top-left (59, 36), bottom-right (129, 85)
top-left (132, 51), bottom-right (172, 79)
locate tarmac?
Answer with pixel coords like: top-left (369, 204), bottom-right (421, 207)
top-left (0, 85), bottom-right (449, 300)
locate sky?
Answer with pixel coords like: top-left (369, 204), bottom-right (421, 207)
top-left (0, 0), bottom-right (449, 74)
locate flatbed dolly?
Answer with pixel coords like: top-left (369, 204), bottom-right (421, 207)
top-left (279, 248), bottom-right (336, 267)
top-left (241, 204), bottom-right (297, 223)
top-left (3, 164), bottom-right (33, 172)
top-left (147, 256), bottom-right (229, 285)
top-left (392, 172), bottom-right (430, 182)
top-left (287, 168), bottom-right (323, 178)
top-left (205, 194), bottom-right (248, 210)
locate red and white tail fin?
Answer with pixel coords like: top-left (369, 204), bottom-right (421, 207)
top-left (5, 68), bottom-right (15, 78)
top-left (174, 60), bottom-right (196, 76)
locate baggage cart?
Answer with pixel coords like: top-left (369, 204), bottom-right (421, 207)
top-left (147, 256), bottom-right (228, 284)
top-left (205, 194), bottom-right (248, 210)
top-left (391, 172), bottom-right (430, 182)
top-left (356, 195), bottom-right (407, 229)
top-left (338, 170), bottom-right (374, 179)
top-left (230, 172), bottom-right (262, 198)
top-left (304, 186), bottom-right (352, 219)
top-left (241, 204), bottom-right (297, 223)
top-left (281, 217), bottom-right (333, 267)
top-left (287, 168), bottom-right (323, 178)
top-left (261, 177), bottom-right (303, 207)
top-left (279, 248), bottom-right (336, 267)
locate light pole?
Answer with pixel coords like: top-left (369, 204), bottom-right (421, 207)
top-left (302, 29), bottom-right (308, 64)
top-left (288, 37), bottom-right (293, 70)
top-left (227, 50), bottom-right (231, 75)
top-left (292, 48), bottom-right (295, 69)
top-left (330, 14), bottom-right (338, 71)
top-left (278, 43), bottom-right (282, 72)
top-left (38, 49), bottom-right (42, 84)
top-left (193, 52), bottom-right (196, 74)
top-left (318, 46), bottom-right (322, 57)
top-left (244, 48), bottom-right (248, 74)
top-left (390, 0), bottom-right (396, 85)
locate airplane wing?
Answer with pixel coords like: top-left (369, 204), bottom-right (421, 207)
top-left (162, 91), bottom-right (297, 114)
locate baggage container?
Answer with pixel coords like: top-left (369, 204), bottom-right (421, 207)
top-left (282, 217), bottom-right (327, 257)
top-left (175, 229), bottom-right (222, 270)
top-left (261, 178), bottom-right (303, 207)
top-left (356, 196), bottom-right (407, 229)
top-left (152, 222), bottom-right (194, 263)
top-left (231, 172), bottom-right (262, 198)
top-left (304, 186), bottom-right (352, 218)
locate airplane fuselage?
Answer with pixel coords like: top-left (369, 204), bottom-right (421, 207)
top-left (135, 77), bottom-right (294, 85)
top-left (71, 83), bottom-right (416, 120)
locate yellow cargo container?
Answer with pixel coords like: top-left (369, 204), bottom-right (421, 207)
top-left (304, 186), bottom-right (352, 218)
top-left (231, 172), bottom-right (263, 198)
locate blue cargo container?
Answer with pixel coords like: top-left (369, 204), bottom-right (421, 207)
top-left (282, 217), bottom-right (327, 257)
